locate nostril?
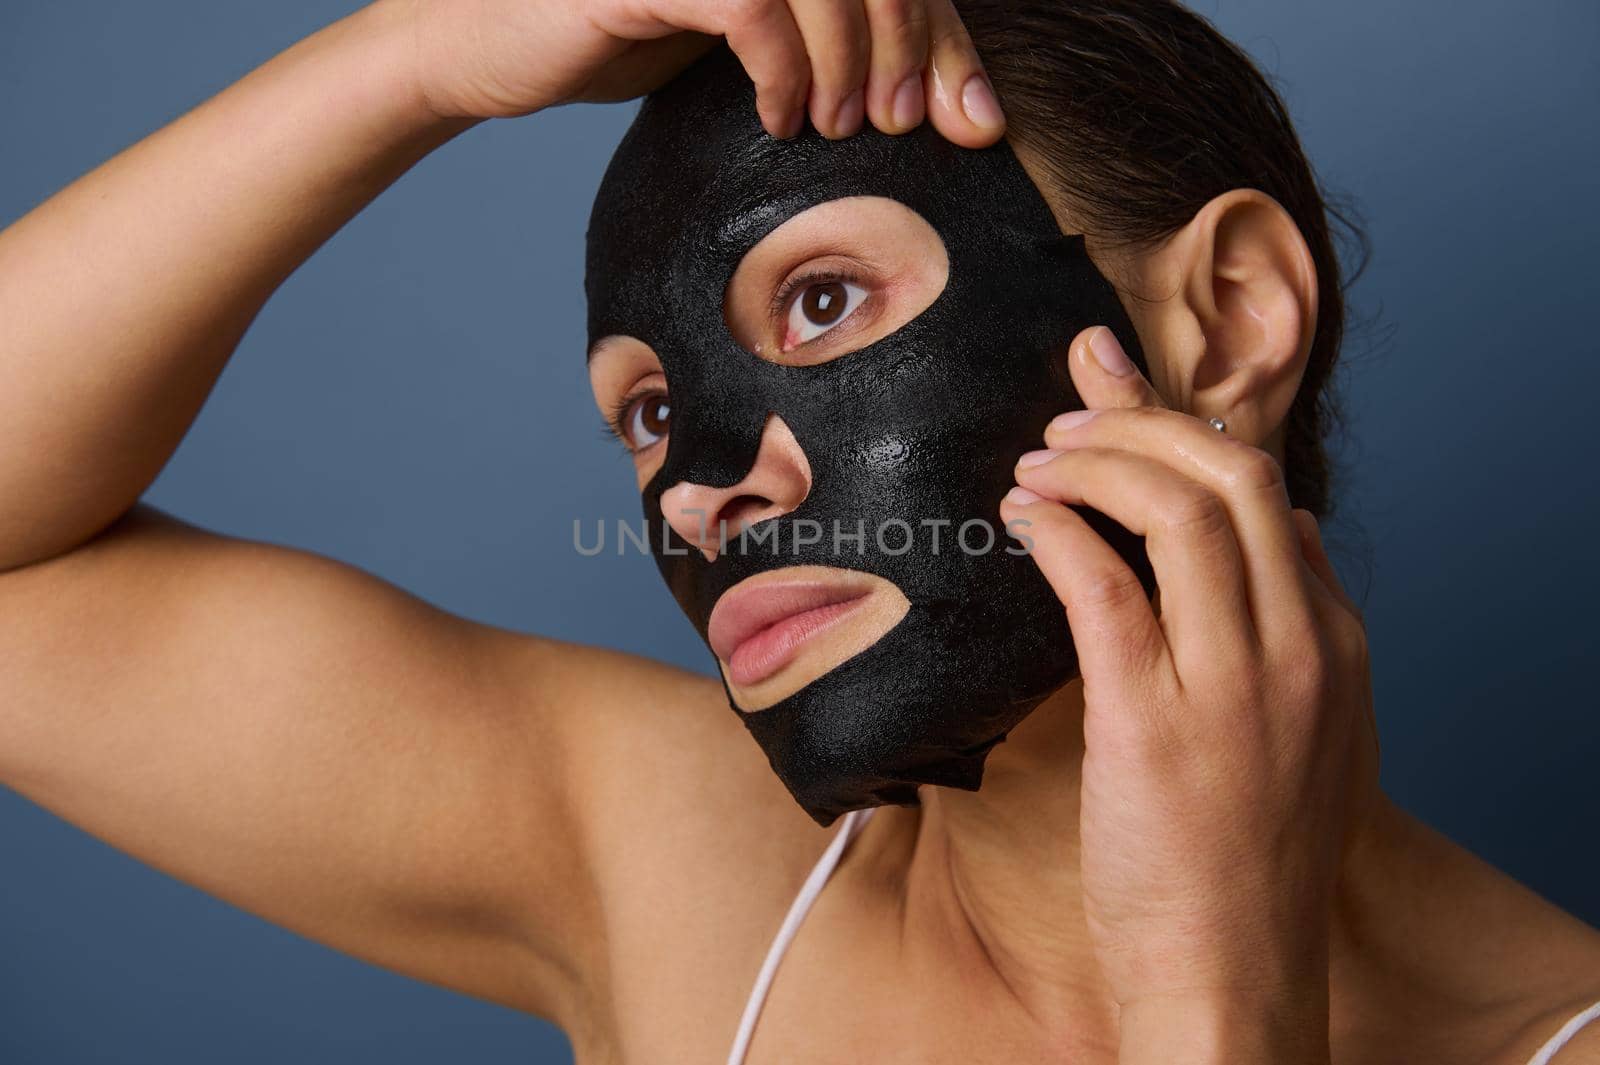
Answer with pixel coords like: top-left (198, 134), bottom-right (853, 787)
top-left (667, 493), bottom-right (776, 554)
top-left (718, 494), bottom-right (781, 538)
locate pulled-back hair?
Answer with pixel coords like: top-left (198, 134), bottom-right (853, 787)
top-left (957, 0), bottom-right (1367, 518)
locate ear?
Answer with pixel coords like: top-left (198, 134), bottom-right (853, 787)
top-left (1115, 189), bottom-right (1318, 452)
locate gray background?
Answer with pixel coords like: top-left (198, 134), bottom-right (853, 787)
top-left (3, 1), bottom-right (1597, 1061)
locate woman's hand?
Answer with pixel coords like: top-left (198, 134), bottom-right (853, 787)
top-left (391, 0), bottom-right (1006, 144)
top-left (999, 326), bottom-right (1382, 1062)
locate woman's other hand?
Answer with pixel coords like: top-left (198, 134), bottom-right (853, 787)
top-left (999, 326), bottom-right (1382, 1062)
top-left (392, 0), bottom-right (1004, 144)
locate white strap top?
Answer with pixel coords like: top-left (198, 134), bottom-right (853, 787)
top-left (1527, 999), bottom-right (1600, 1065)
top-left (724, 808), bottom-right (1600, 1065)
top-left (725, 807), bottom-right (876, 1065)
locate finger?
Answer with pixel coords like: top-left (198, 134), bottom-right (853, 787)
top-left (862, 0), bottom-right (930, 133)
top-left (1042, 406), bottom-right (1309, 632)
top-left (921, 0), bottom-right (1004, 147)
top-left (677, 0), bottom-right (808, 138)
top-left (999, 491), bottom-right (1176, 701)
top-left (1014, 446), bottom-right (1258, 666)
top-left (1290, 508), bottom-right (1378, 798)
top-left (1289, 509), bottom-right (1363, 624)
top-left (786, 0), bottom-right (870, 138)
top-left (1066, 325), bottom-right (1166, 413)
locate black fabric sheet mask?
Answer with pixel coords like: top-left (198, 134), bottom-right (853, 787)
top-left (586, 45), bottom-right (1157, 826)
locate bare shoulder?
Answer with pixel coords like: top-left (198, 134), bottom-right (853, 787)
top-left (1494, 920), bottom-right (1600, 1065)
top-left (508, 635), bottom-right (838, 1052)
top-left (1465, 856), bottom-right (1600, 1065)
top-left (1385, 809), bottom-right (1600, 1065)
top-left (1338, 804), bottom-right (1600, 1065)
top-left (1491, 987), bottom-right (1600, 1065)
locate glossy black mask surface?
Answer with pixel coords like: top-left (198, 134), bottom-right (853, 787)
top-left (586, 45), bottom-right (1156, 825)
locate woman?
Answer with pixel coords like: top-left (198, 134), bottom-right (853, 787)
top-left (1, 1), bottom-right (1596, 1063)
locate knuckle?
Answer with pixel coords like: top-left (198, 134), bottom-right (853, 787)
top-left (1127, 709), bottom-right (1187, 766)
top-left (721, 0), bottom-right (775, 30)
top-left (750, 72), bottom-right (803, 109)
top-left (928, 17), bottom-right (973, 56)
top-left (1118, 406), bottom-right (1172, 438)
top-left (1221, 444), bottom-right (1289, 498)
top-left (1155, 486), bottom-right (1232, 542)
top-left (845, 37), bottom-right (873, 77)
top-left (1295, 642), bottom-right (1337, 699)
top-left (833, 15), bottom-right (874, 68)
top-left (745, 67), bottom-right (783, 95)
top-left (808, 34), bottom-right (871, 89)
top-left (1332, 612), bottom-right (1370, 668)
top-left (869, 0), bottom-right (929, 49)
top-left (1286, 619), bottom-right (1363, 705)
top-left (1075, 565), bottom-right (1148, 612)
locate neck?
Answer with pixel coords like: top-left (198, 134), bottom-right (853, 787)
top-left (905, 682), bottom-right (1114, 1039)
top-left (866, 680), bottom-right (1421, 1051)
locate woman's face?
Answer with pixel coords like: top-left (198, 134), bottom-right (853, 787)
top-left (581, 43), bottom-right (1154, 824)
top-left (589, 195), bottom-right (957, 710)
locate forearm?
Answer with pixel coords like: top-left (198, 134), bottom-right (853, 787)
top-left (0, 0), bottom-right (474, 572)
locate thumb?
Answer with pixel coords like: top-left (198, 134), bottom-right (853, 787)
top-left (1066, 326), bottom-right (1165, 412)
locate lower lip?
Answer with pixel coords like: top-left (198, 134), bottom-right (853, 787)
top-left (725, 595), bottom-right (870, 688)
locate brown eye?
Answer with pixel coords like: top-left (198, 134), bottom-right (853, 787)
top-left (802, 281), bottom-right (848, 325)
top-left (623, 392), bottom-right (670, 450)
top-left (784, 279), bottom-right (867, 349)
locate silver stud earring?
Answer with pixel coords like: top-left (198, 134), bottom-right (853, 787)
top-left (1208, 416), bottom-right (1227, 434)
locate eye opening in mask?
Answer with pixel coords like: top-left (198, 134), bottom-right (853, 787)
top-left (723, 196), bottom-right (949, 368)
top-left (588, 336), bottom-right (670, 463)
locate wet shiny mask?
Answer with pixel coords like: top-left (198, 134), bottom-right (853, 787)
top-left (586, 45), bottom-right (1155, 825)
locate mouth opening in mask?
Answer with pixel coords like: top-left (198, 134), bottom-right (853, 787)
top-left (707, 565), bottom-right (910, 710)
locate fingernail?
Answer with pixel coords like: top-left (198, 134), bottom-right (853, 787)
top-left (1089, 327), bottom-right (1134, 377)
top-left (1017, 448), bottom-right (1061, 470)
top-left (1005, 486), bottom-right (1044, 506)
top-left (892, 73), bottom-right (924, 131)
top-left (834, 88), bottom-right (865, 136)
top-left (1048, 409), bottom-right (1100, 434)
top-left (960, 74), bottom-right (1004, 130)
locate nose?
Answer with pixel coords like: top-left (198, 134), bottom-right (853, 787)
top-left (660, 414), bottom-right (812, 560)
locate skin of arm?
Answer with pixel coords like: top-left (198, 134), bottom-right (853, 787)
top-left (0, 0), bottom-right (989, 1039)
top-left (0, 1), bottom-right (473, 573)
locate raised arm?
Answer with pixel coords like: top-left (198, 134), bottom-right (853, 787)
top-left (0, 0), bottom-right (1003, 1031)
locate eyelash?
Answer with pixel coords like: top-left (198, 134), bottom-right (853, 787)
top-left (600, 386), bottom-right (660, 452)
top-left (767, 266), bottom-right (868, 329)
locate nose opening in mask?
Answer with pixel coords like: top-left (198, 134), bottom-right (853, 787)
top-left (660, 413), bottom-right (813, 560)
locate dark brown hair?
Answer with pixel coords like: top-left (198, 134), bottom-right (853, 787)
top-left (957, 0), bottom-right (1366, 518)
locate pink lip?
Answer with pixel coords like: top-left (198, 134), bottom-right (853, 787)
top-left (708, 578), bottom-right (873, 688)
